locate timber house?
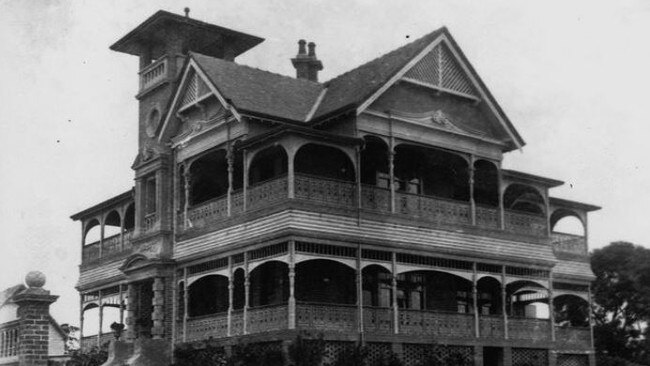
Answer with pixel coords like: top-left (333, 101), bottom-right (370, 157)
top-left (71, 9), bottom-right (599, 366)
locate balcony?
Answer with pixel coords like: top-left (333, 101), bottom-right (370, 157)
top-left (178, 174), bottom-right (548, 239)
top-left (82, 230), bottom-right (134, 264)
top-left (139, 57), bottom-right (168, 92)
top-left (177, 302), bottom-right (589, 346)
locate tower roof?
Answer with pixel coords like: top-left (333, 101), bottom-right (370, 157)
top-left (110, 10), bottom-right (264, 59)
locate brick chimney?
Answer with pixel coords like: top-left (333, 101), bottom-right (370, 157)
top-left (291, 40), bottom-right (323, 82)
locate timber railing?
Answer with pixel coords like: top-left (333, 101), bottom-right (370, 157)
top-left (176, 174), bottom-right (548, 238)
top-left (551, 232), bottom-right (588, 256)
top-left (173, 301), bottom-right (591, 347)
top-left (82, 230), bottom-right (134, 264)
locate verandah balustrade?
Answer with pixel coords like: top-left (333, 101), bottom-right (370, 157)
top-left (177, 174), bottom-right (547, 238)
top-left (177, 302), bottom-right (590, 346)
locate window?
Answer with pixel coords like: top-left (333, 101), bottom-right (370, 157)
top-left (145, 177), bottom-right (157, 215)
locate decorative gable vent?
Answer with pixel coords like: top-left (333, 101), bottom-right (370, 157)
top-left (404, 43), bottom-right (477, 98)
top-left (179, 70), bottom-right (212, 111)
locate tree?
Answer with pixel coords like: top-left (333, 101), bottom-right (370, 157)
top-left (591, 241), bottom-right (650, 365)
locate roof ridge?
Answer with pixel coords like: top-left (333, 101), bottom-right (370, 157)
top-left (189, 52), bottom-right (323, 87)
top-left (322, 26), bottom-right (447, 86)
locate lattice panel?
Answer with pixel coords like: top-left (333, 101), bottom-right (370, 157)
top-left (439, 43), bottom-right (475, 96)
top-left (512, 348), bottom-right (548, 366)
top-left (558, 354), bottom-right (588, 366)
top-left (402, 344), bottom-right (473, 366)
top-left (405, 48), bottom-right (440, 85)
top-left (404, 43), bottom-right (477, 98)
top-left (366, 342), bottom-right (392, 365)
top-left (181, 72), bottom-right (199, 107)
top-left (323, 341), bottom-right (354, 365)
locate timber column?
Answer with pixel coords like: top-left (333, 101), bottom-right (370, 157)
top-left (13, 271), bottom-right (58, 366)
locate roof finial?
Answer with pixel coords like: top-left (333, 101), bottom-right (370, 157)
top-left (184, 7), bottom-right (190, 18)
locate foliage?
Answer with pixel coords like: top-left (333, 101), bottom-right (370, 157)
top-left (592, 242), bottom-right (650, 365)
top-left (287, 332), bottom-right (326, 366)
top-left (67, 346), bottom-right (108, 366)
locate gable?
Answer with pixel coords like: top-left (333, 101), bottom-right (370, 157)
top-left (357, 33), bottom-right (524, 150)
top-left (159, 62), bottom-right (234, 145)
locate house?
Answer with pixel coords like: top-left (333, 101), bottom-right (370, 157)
top-left (0, 273), bottom-right (70, 366)
top-left (71, 9), bottom-right (599, 366)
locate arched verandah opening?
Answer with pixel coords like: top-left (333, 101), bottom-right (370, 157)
top-left (187, 274), bottom-right (229, 317)
top-left (477, 276), bottom-right (502, 315)
top-left (504, 184), bottom-right (546, 215)
top-left (188, 149), bottom-right (228, 206)
top-left (82, 303), bottom-right (100, 336)
top-left (506, 280), bottom-right (549, 319)
top-left (394, 144), bottom-right (469, 200)
top-left (553, 294), bottom-right (589, 327)
top-left (124, 203), bottom-right (135, 232)
top-left (397, 270), bottom-right (472, 312)
top-left (551, 209), bottom-right (585, 237)
top-left (249, 261), bottom-right (289, 307)
top-left (295, 259), bottom-right (356, 305)
top-left (104, 210), bottom-right (121, 238)
top-left (249, 146), bottom-right (288, 185)
top-left (294, 143), bottom-right (356, 182)
top-left (362, 265), bottom-right (393, 308)
top-left (84, 219), bottom-right (101, 246)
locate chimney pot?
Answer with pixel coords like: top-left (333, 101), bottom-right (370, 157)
top-left (298, 40), bottom-right (307, 55)
top-left (308, 42), bottom-right (316, 57)
top-left (184, 7), bottom-right (190, 18)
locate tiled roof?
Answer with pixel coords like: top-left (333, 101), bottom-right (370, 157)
top-left (313, 27), bottom-right (446, 119)
top-left (191, 52), bottom-right (324, 122)
top-left (190, 27), bottom-right (446, 123)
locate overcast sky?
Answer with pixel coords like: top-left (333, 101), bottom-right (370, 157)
top-left (1, 0), bottom-right (648, 327)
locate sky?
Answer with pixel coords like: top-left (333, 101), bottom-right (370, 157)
top-left (0, 0), bottom-right (649, 328)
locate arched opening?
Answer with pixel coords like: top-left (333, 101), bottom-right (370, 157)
top-left (124, 204), bottom-right (135, 232)
top-left (187, 275), bottom-right (229, 317)
top-left (249, 261), bottom-right (289, 307)
top-left (249, 146), bottom-right (287, 185)
top-left (362, 265), bottom-right (393, 307)
top-left (504, 184), bottom-right (546, 215)
top-left (553, 295), bottom-right (589, 327)
top-left (233, 268), bottom-right (245, 310)
top-left (477, 277), bottom-right (502, 315)
top-left (296, 259), bottom-right (356, 304)
top-left (82, 303), bottom-right (99, 336)
top-left (189, 149), bottom-right (228, 205)
top-left (360, 137), bottom-right (389, 186)
top-left (506, 280), bottom-right (548, 319)
top-left (84, 219), bottom-right (101, 245)
top-left (397, 270), bottom-right (472, 312)
top-left (394, 145), bottom-right (469, 200)
top-left (104, 210), bottom-right (121, 239)
top-left (474, 160), bottom-right (499, 206)
top-left (101, 305), bottom-right (122, 334)
top-left (295, 143), bottom-right (355, 182)
top-left (551, 210), bottom-right (585, 236)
